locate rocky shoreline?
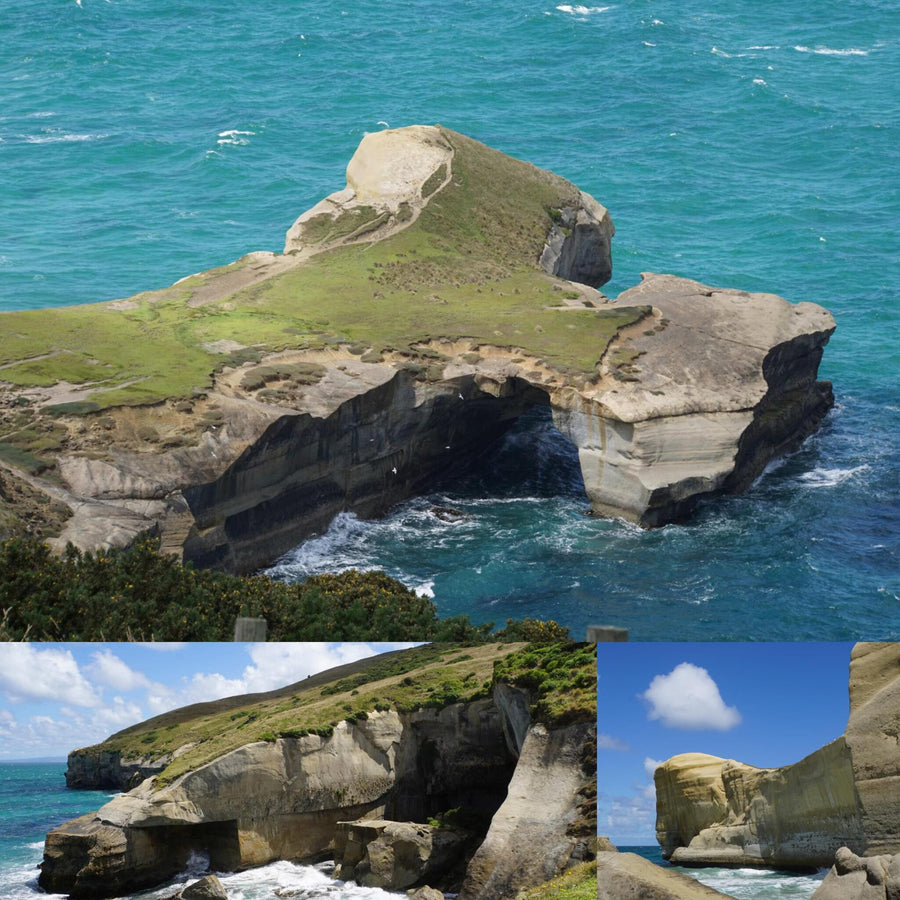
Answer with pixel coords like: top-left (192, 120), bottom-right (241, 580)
top-left (0, 126), bottom-right (834, 573)
top-left (39, 644), bottom-right (597, 900)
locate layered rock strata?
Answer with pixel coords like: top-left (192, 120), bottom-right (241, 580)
top-left (0, 125), bottom-right (834, 571)
top-left (655, 643), bottom-right (900, 870)
top-left (40, 691), bottom-right (594, 899)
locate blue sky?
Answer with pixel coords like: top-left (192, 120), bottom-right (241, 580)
top-left (596, 642), bottom-right (854, 845)
top-left (0, 642), bottom-right (416, 761)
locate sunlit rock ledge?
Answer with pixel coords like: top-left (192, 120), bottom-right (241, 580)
top-left (0, 125), bottom-right (834, 571)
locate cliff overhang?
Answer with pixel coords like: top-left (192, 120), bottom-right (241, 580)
top-left (0, 126), bottom-right (834, 569)
top-left (39, 643), bottom-right (597, 900)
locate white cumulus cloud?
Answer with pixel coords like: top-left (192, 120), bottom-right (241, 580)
top-left (642, 662), bottom-right (741, 731)
top-left (87, 649), bottom-right (153, 692)
top-left (597, 733), bottom-right (629, 752)
top-left (0, 645), bottom-right (102, 707)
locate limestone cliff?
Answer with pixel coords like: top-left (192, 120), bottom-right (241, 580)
top-left (40, 643), bottom-right (596, 900)
top-left (655, 643), bottom-right (900, 869)
top-left (0, 125), bottom-right (833, 572)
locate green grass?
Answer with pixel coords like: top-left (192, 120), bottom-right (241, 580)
top-left (90, 643), bottom-right (529, 788)
top-left (0, 128), bottom-right (644, 420)
top-left (67, 641), bottom-right (593, 792)
top-left (492, 642), bottom-right (597, 727)
top-left (517, 861), bottom-right (597, 900)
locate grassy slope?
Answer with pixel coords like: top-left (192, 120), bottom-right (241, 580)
top-left (75, 641), bottom-right (597, 789)
top-left (0, 129), bottom-right (643, 423)
top-left (519, 861), bottom-right (597, 900)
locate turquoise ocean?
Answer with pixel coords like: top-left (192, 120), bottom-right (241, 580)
top-left (1, 765), bottom-right (829, 900)
top-left (2, 0), bottom-right (898, 639)
top-left (0, 762), bottom-right (409, 900)
top-left (622, 846), bottom-right (827, 899)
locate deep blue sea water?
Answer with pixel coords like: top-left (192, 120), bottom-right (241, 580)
top-left (2, 0), bottom-right (898, 639)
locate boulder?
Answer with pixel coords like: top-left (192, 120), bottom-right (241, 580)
top-left (655, 643), bottom-right (900, 869)
top-left (596, 852), bottom-right (737, 899)
top-left (408, 888), bottom-right (445, 900)
top-left (182, 874), bottom-right (228, 900)
top-left (334, 820), bottom-right (470, 889)
top-left (811, 847), bottom-right (900, 900)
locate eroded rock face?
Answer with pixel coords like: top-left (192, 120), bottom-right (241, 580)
top-left (554, 274), bottom-right (835, 526)
top-left (458, 721), bottom-right (596, 900)
top-left (65, 748), bottom-right (169, 791)
top-left (5, 126), bottom-right (831, 570)
top-left (41, 693), bottom-right (586, 900)
top-left (654, 643), bottom-right (900, 870)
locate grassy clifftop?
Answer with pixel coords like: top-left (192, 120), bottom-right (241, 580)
top-left (73, 641), bottom-right (596, 789)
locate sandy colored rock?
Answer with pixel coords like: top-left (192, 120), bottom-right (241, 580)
top-left (41, 682), bottom-right (592, 900)
top-left (334, 820), bottom-right (470, 889)
top-left (655, 643), bottom-right (900, 870)
top-left (811, 847), bottom-right (900, 900)
top-left (181, 874), bottom-right (228, 900)
top-left (596, 851), bottom-right (737, 899)
top-left (458, 721), bottom-right (595, 900)
top-left (0, 127), bottom-right (833, 570)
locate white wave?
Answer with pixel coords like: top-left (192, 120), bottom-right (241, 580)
top-left (752, 77), bottom-right (767, 85)
top-left (794, 44), bottom-right (868, 56)
top-left (26, 841), bottom-right (45, 850)
top-left (23, 132), bottom-right (108, 144)
top-left (797, 464), bottom-right (870, 488)
top-left (556, 4), bottom-right (611, 14)
top-left (711, 46), bottom-right (746, 58)
top-left (414, 580), bottom-right (436, 599)
top-left (202, 859), bottom-right (402, 900)
top-left (642, 41), bottom-right (656, 47)
top-left (747, 44), bottom-right (779, 50)
top-left (217, 129), bottom-right (256, 146)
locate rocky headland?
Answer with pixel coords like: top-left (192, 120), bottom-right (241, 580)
top-left (654, 643), bottom-right (900, 870)
top-left (0, 125), bottom-right (834, 572)
top-left (39, 642), bottom-right (597, 899)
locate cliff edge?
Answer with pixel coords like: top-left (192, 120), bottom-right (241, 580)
top-left (654, 643), bottom-right (900, 870)
top-left (0, 125), bottom-right (833, 570)
top-left (40, 643), bottom-right (596, 900)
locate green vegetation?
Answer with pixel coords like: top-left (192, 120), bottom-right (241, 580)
top-left (0, 128), bottom-right (644, 424)
top-left (86, 642), bottom-right (530, 787)
top-left (0, 535), bottom-right (575, 642)
top-left (64, 641), bottom-right (594, 793)
top-left (492, 642), bottom-right (596, 727)
top-left (0, 534), bottom-right (498, 641)
top-left (516, 861), bottom-right (597, 900)
top-left (426, 806), bottom-right (493, 832)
